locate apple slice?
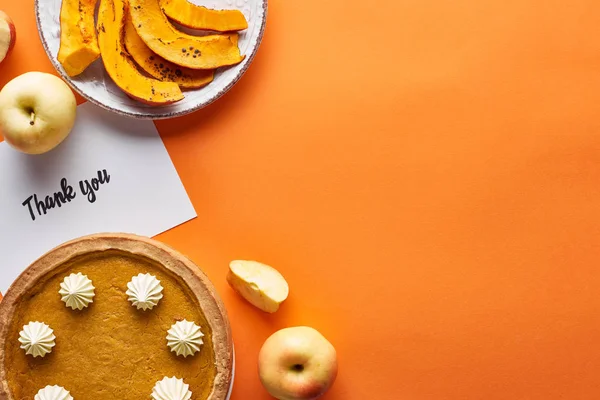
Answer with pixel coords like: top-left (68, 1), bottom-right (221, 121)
top-left (0, 11), bottom-right (16, 65)
top-left (227, 260), bottom-right (289, 313)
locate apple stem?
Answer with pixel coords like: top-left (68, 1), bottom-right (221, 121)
top-left (29, 111), bottom-right (35, 126)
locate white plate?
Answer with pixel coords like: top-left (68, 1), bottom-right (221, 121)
top-left (226, 345), bottom-right (235, 400)
top-left (34, 0), bottom-right (267, 119)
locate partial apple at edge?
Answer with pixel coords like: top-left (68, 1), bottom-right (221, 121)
top-left (0, 10), bottom-right (16, 65)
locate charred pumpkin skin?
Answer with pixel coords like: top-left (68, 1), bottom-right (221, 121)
top-left (129, 0), bottom-right (245, 70)
top-left (57, 0), bottom-right (101, 77)
top-left (160, 0), bottom-right (248, 32)
top-left (124, 14), bottom-right (214, 89)
top-left (97, 0), bottom-right (184, 105)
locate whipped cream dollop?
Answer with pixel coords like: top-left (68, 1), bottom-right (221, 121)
top-left (126, 273), bottom-right (164, 310)
top-left (34, 385), bottom-right (73, 400)
top-left (151, 377), bottom-right (192, 400)
top-left (166, 320), bottom-right (204, 357)
top-left (19, 321), bottom-right (56, 358)
top-left (59, 272), bottom-right (95, 310)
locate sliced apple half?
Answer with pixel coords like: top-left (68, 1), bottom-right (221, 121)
top-left (97, 0), bottom-right (183, 105)
top-left (129, 0), bottom-right (244, 70)
top-left (123, 13), bottom-right (214, 90)
top-left (0, 11), bottom-right (16, 65)
top-left (227, 260), bottom-right (290, 313)
top-left (160, 0), bottom-right (248, 32)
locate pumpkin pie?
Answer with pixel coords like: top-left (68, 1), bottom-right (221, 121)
top-left (0, 233), bottom-right (233, 399)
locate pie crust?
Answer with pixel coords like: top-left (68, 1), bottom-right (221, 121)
top-left (0, 233), bottom-right (233, 399)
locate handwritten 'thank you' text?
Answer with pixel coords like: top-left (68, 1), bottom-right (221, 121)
top-left (22, 170), bottom-right (111, 221)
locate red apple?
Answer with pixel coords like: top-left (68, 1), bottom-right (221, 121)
top-left (0, 10), bottom-right (16, 65)
top-left (259, 327), bottom-right (338, 400)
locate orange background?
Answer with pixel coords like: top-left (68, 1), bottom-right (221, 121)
top-left (3, 0), bottom-right (600, 398)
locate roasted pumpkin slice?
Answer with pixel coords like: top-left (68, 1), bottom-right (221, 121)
top-left (129, 0), bottom-right (245, 70)
top-left (57, 0), bottom-right (101, 77)
top-left (97, 0), bottom-right (183, 105)
top-left (160, 0), bottom-right (248, 32)
top-left (124, 14), bottom-right (214, 89)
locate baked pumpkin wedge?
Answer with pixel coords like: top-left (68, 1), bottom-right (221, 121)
top-left (57, 0), bottom-right (101, 76)
top-left (160, 0), bottom-right (248, 32)
top-left (124, 13), bottom-right (214, 89)
top-left (129, 0), bottom-right (245, 70)
top-left (97, 0), bottom-right (183, 105)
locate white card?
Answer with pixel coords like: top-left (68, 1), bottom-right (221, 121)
top-left (0, 103), bottom-right (197, 293)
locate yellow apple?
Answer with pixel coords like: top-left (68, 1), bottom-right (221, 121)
top-left (0, 10), bottom-right (16, 65)
top-left (0, 72), bottom-right (76, 154)
top-left (259, 327), bottom-right (338, 400)
top-left (227, 260), bottom-right (289, 313)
